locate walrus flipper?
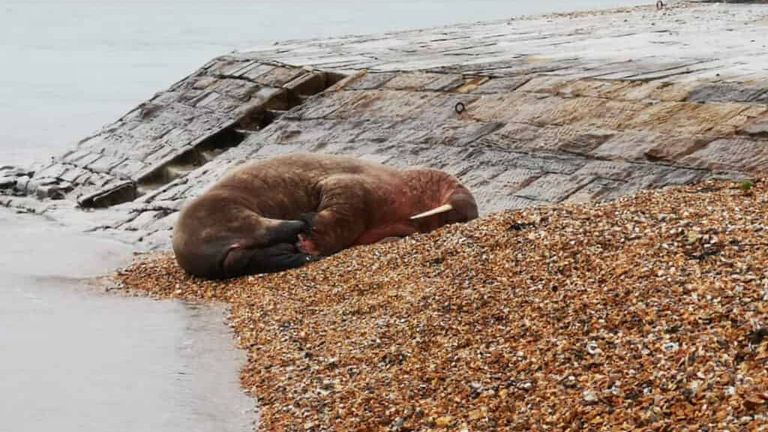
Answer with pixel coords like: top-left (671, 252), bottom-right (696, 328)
top-left (243, 243), bottom-right (318, 274)
top-left (298, 212), bottom-right (317, 234)
top-left (302, 176), bottom-right (369, 256)
top-left (265, 219), bottom-right (308, 244)
top-left (222, 243), bottom-right (317, 278)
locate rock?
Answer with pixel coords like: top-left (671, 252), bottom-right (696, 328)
top-left (582, 390), bottom-right (599, 404)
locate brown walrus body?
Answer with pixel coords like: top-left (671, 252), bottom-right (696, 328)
top-left (172, 153), bottom-right (478, 279)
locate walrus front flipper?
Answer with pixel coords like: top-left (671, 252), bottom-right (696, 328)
top-left (265, 220), bottom-right (307, 244)
top-left (222, 243), bottom-right (317, 278)
top-left (298, 212), bottom-right (317, 234)
top-left (248, 243), bottom-right (318, 274)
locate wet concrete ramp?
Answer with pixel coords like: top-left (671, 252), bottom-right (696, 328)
top-left (2, 1), bottom-right (768, 247)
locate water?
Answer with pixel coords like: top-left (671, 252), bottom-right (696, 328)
top-left (0, 209), bottom-right (254, 431)
top-left (0, 1), bottom-right (648, 430)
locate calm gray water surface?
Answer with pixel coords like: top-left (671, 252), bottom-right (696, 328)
top-left (0, 209), bottom-right (254, 432)
top-left (1, 1), bottom-right (648, 430)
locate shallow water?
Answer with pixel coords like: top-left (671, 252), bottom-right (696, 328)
top-left (0, 209), bottom-right (253, 432)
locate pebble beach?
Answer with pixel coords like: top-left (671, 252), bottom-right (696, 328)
top-left (118, 179), bottom-right (768, 430)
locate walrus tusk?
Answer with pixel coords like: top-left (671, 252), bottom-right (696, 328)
top-left (410, 203), bottom-right (454, 220)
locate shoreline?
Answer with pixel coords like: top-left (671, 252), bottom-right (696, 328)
top-left (0, 208), bottom-right (255, 432)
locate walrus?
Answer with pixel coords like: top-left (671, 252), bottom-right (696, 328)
top-left (172, 153), bottom-right (478, 279)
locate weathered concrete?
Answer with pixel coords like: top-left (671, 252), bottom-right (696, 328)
top-left (2, 1), bottom-right (767, 249)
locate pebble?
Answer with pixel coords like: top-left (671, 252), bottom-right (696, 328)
top-left (117, 179), bottom-right (768, 430)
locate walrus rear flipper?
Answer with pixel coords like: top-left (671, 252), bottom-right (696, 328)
top-left (222, 243), bottom-right (317, 278)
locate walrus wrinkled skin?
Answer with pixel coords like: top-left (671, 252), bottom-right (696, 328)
top-left (172, 153), bottom-right (478, 279)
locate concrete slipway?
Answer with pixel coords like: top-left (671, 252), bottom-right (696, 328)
top-left (2, 1), bottom-right (768, 247)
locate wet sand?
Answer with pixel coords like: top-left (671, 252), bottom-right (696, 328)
top-left (0, 208), bottom-right (254, 431)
